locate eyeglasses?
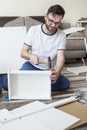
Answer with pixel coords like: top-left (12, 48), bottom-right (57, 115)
top-left (47, 17), bottom-right (61, 27)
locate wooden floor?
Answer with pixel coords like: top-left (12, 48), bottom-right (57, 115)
top-left (0, 58), bottom-right (87, 129)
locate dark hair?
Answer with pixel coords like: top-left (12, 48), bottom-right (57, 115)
top-left (47, 5), bottom-right (65, 17)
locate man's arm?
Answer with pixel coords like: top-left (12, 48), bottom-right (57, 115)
top-left (50, 50), bottom-right (65, 83)
top-left (55, 50), bottom-right (65, 75)
top-left (20, 43), bottom-right (31, 60)
top-left (20, 43), bottom-right (39, 65)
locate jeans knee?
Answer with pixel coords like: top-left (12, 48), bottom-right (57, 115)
top-left (51, 75), bottom-right (70, 91)
top-left (0, 86), bottom-right (2, 95)
top-left (64, 80), bottom-right (70, 90)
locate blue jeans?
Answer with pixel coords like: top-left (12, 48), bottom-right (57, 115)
top-left (0, 61), bottom-right (70, 92)
top-left (0, 85), bottom-right (2, 95)
top-left (0, 75), bottom-right (8, 91)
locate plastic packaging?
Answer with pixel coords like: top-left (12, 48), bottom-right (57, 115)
top-left (75, 88), bottom-right (87, 104)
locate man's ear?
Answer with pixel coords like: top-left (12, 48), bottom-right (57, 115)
top-left (44, 14), bottom-right (47, 21)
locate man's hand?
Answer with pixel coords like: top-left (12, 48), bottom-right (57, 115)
top-left (30, 54), bottom-right (39, 65)
top-left (50, 68), bottom-right (60, 83)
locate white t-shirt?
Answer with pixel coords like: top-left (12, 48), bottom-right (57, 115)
top-left (24, 24), bottom-right (66, 70)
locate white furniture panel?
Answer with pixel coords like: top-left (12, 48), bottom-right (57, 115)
top-left (8, 70), bottom-right (51, 100)
top-left (67, 66), bottom-right (87, 75)
top-left (0, 101), bottom-right (80, 130)
top-left (0, 27), bottom-right (26, 73)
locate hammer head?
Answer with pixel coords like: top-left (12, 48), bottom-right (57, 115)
top-left (48, 57), bottom-right (51, 69)
top-left (39, 57), bottom-right (51, 69)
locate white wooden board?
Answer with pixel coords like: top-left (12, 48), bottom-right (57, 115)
top-left (8, 70), bottom-right (51, 100)
top-left (0, 109), bottom-right (16, 123)
top-left (63, 27), bottom-right (85, 35)
top-left (0, 116), bottom-right (51, 130)
top-left (0, 101), bottom-right (80, 130)
top-left (12, 101), bottom-right (80, 130)
top-left (67, 66), bottom-right (87, 75)
top-left (0, 27), bottom-right (26, 73)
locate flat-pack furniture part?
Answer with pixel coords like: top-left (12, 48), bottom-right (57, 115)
top-left (0, 26), bottom-right (26, 74)
top-left (0, 100), bottom-right (80, 130)
top-left (8, 70), bottom-right (51, 100)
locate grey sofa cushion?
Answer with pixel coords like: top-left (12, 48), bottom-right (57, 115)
top-left (65, 37), bottom-right (86, 60)
top-left (24, 16), bottom-right (42, 32)
top-left (4, 17), bottom-right (25, 27)
top-left (59, 23), bottom-right (70, 29)
top-left (65, 50), bottom-right (86, 59)
top-left (66, 38), bottom-right (86, 50)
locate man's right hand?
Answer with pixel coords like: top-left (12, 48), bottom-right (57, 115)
top-left (30, 54), bottom-right (39, 65)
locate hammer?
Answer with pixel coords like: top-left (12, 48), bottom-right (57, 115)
top-left (39, 56), bottom-right (51, 69)
top-left (48, 56), bottom-right (51, 69)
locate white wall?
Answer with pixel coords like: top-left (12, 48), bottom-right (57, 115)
top-left (0, 0), bottom-right (87, 26)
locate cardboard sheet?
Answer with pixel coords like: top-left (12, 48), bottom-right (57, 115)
top-left (58, 101), bottom-right (87, 129)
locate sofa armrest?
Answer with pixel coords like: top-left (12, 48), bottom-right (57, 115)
top-left (65, 37), bottom-right (86, 60)
top-left (66, 37), bottom-right (86, 50)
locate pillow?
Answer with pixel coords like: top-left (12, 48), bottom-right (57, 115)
top-left (24, 16), bottom-right (42, 32)
top-left (4, 17), bottom-right (25, 27)
top-left (59, 23), bottom-right (70, 30)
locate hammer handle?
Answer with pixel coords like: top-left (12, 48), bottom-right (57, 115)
top-left (39, 61), bottom-right (48, 64)
top-left (48, 57), bottom-right (51, 69)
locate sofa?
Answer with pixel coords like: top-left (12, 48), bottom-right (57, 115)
top-left (0, 16), bottom-right (86, 64)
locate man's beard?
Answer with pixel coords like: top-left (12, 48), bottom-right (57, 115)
top-left (45, 24), bottom-right (57, 34)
